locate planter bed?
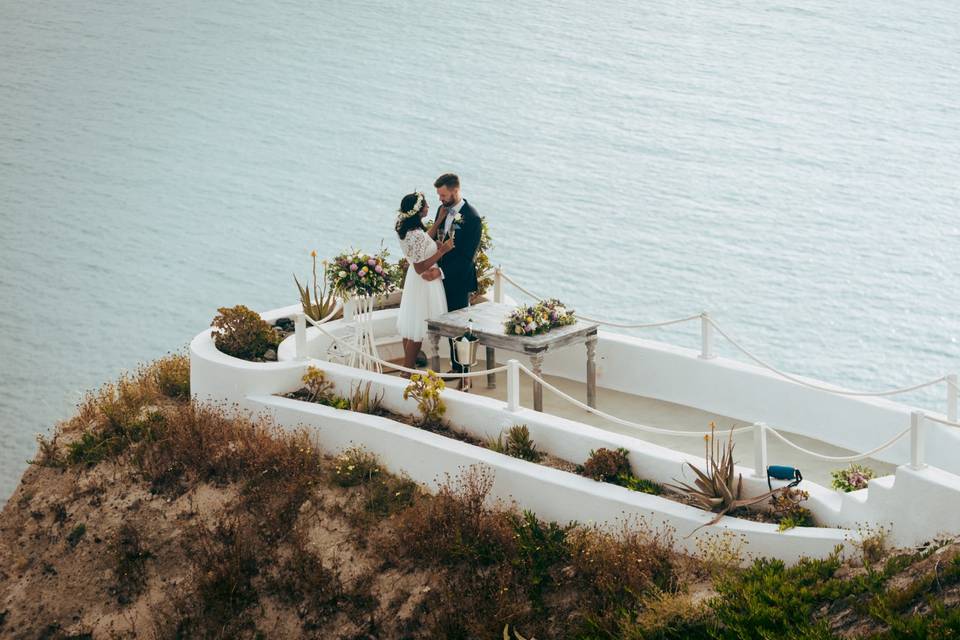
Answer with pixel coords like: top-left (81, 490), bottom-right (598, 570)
top-left (276, 390), bottom-right (813, 530)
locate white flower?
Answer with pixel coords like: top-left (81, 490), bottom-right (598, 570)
top-left (453, 213), bottom-right (464, 225)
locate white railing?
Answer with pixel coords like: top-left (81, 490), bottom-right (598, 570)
top-left (291, 269), bottom-right (960, 478)
top-left (494, 267), bottom-right (959, 420)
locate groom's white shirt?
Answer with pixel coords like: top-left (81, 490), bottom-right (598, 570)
top-left (437, 198), bottom-right (464, 282)
top-left (442, 197), bottom-right (465, 239)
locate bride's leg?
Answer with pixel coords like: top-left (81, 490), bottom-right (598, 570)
top-left (402, 339), bottom-right (421, 376)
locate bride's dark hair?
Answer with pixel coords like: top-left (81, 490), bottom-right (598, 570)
top-left (396, 192), bottom-right (426, 240)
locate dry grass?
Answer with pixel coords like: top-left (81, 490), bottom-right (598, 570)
top-left (12, 356), bottom-right (960, 638)
top-left (111, 523), bottom-right (152, 604)
top-left (172, 517), bottom-right (262, 639)
top-left (377, 465), bottom-right (517, 569)
top-left (566, 521), bottom-right (682, 632)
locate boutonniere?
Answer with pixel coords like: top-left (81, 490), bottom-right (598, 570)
top-left (453, 213), bottom-right (464, 225)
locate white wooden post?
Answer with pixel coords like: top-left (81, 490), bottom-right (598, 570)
top-left (699, 312), bottom-right (715, 360)
top-left (948, 374), bottom-right (958, 423)
top-left (295, 313), bottom-right (307, 360)
top-left (506, 359), bottom-right (520, 412)
top-left (753, 422), bottom-right (768, 478)
top-left (493, 266), bottom-right (503, 303)
top-left (910, 411), bottom-right (927, 470)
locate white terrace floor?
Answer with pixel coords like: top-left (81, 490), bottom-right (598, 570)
top-left (386, 357), bottom-right (896, 487)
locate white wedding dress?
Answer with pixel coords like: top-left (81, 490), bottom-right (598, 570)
top-left (397, 228), bottom-right (448, 341)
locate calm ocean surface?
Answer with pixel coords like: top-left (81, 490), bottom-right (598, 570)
top-left (1, 1), bottom-right (958, 505)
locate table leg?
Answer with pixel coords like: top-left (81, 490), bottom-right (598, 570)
top-left (530, 352), bottom-right (544, 412)
top-left (486, 347), bottom-right (496, 389)
top-left (586, 335), bottom-right (597, 408)
top-left (427, 331), bottom-right (441, 373)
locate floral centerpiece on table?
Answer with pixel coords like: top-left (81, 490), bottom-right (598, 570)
top-left (504, 298), bottom-right (576, 336)
top-left (328, 248), bottom-right (397, 300)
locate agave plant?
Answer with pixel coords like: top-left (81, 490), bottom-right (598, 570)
top-left (295, 251), bottom-right (336, 322)
top-left (487, 424), bottom-right (542, 462)
top-left (667, 423), bottom-right (780, 531)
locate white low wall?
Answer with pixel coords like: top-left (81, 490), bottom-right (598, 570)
top-left (250, 393), bottom-right (855, 565)
top-left (191, 305), bottom-right (960, 556)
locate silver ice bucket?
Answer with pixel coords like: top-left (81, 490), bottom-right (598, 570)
top-left (452, 336), bottom-right (479, 368)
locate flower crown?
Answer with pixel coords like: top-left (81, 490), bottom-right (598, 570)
top-left (396, 191), bottom-right (425, 223)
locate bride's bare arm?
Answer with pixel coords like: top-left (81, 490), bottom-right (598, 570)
top-left (421, 266), bottom-right (442, 281)
top-left (413, 237), bottom-right (454, 274)
top-left (426, 206), bottom-right (448, 239)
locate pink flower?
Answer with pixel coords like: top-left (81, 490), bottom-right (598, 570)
top-left (375, 265), bottom-right (383, 274)
top-left (367, 258), bottom-right (376, 267)
top-left (350, 263), bottom-right (358, 272)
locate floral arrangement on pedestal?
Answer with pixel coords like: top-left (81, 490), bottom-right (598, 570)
top-left (328, 248), bottom-right (397, 299)
top-left (503, 299), bottom-right (575, 336)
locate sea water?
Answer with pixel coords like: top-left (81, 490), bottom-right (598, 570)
top-left (1, 0), bottom-right (958, 505)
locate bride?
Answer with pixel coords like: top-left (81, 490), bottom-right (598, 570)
top-left (395, 191), bottom-right (454, 374)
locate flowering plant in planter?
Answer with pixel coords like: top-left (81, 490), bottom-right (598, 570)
top-left (294, 250), bottom-right (337, 321)
top-left (503, 298), bottom-right (575, 336)
top-left (830, 463), bottom-right (875, 492)
top-left (328, 248), bottom-right (397, 299)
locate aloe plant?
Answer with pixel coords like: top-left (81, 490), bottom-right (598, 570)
top-left (295, 251), bottom-right (336, 322)
top-left (667, 424), bottom-right (780, 531)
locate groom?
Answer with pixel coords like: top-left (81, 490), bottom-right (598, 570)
top-left (433, 172), bottom-right (482, 373)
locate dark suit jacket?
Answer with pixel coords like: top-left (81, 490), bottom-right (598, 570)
top-left (438, 199), bottom-right (482, 297)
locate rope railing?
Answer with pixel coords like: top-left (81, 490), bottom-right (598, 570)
top-left (705, 317), bottom-right (949, 398)
top-left (302, 313), bottom-right (508, 380)
top-left (517, 362), bottom-right (753, 438)
top-left (294, 296), bottom-right (955, 473)
top-left (925, 414), bottom-right (960, 429)
top-left (763, 424), bottom-right (912, 463)
top-left (496, 268), bottom-right (957, 406)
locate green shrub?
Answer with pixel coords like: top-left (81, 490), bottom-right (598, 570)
top-left (210, 305), bottom-right (281, 360)
top-left (619, 473), bottom-right (663, 495)
top-left (488, 425), bottom-right (542, 462)
top-left (710, 550), bottom-right (890, 637)
top-left (509, 510), bottom-right (570, 609)
top-left (302, 366), bottom-right (335, 402)
top-left (582, 447), bottom-right (632, 482)
top-left (403, 370), bottom-right (446, 426)
top-left (831, 463), bottom-right (875, 492)
top-left (66, 409), bottom-right (164, 467)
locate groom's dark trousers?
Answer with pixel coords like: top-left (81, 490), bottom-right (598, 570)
top-left (439, 200), bottom-right (483, 373)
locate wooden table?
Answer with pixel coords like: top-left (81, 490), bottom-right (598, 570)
top-left (425, 302), bottom-right (599, 412)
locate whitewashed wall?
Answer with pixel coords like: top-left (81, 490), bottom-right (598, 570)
top-left (191, 306), bottom-right (960, 556)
